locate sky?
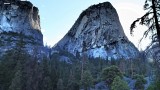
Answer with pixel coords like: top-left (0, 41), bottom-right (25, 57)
top-left (28, 0), bottom-right (150, 50)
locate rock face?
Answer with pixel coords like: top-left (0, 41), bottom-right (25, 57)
top-left (0, 1), bottom-right (44, 55)
top-left (145, 42), bottom-right (160, 63)
top-left (54, 2), bottom-right (139, 60)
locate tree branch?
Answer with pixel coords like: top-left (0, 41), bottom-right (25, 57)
top-left (130, 12), bottom-right (152, 35)
top-left (130, 19), bottom-right (140, 35)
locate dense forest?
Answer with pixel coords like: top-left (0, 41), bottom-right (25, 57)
top-left (0, 37), bottom-right (159, 90)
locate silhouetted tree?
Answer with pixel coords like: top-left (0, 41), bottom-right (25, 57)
top-left (130, 0), bottom-right (160, 45)
top-left (130, 0), bottom-right (160, 86)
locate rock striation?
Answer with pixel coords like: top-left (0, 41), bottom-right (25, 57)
top-left (54, 2), bottom-right (139, 60)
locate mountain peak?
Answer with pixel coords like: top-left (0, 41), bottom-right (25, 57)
top-left (78, 2), bottom-right (114, 19)
top-left (68, 1), bottom-right (126, 39)
top-left (86, 2), bottom-right (113, 10)
top-left (54, 2), bottom-right (139, 60)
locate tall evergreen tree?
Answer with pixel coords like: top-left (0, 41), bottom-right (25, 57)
top-left (9, 62), bottom-right (23, 90)
top-left (0, 50), bottom-right (17, 90)
top-left (130, 0), bottom-right (160, 83)
top-left (40, 58), bottom-right (52, 90)
top-left (8, 32), bottom-right (28, 90)
top-left (57, 79), bottom-right (64, 90)
top-left (80, 70), bottom-right (93, 90)
top-left (0, 32), bottom-right (29, 90)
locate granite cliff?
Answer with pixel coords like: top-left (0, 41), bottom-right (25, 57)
top-left (54, 2), bottom-right (139, 60)
top-left (0, 1), bottom-right (140, 60)
top-left (0, 0), bottom-right (45, 56)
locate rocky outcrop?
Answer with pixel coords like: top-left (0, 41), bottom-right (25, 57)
top-left (0, 0), bottom-right (44, 56)
top-left (54, 2), bottom-right (139, 60)
top-left (145, 42), bottom-right (160, 65)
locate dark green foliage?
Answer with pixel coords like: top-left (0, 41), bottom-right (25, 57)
top-left (9, 70), bottom-right (23, 90)
top-left (0, 34), bottom-right (49, 90)
top-left (0, 50), bottom-right (53, 90)
top-left (0, 51), bottom-right (17, 90)
top-left (111, 76), bottom-right (129, 90)
top-left (0, 38), bottom-right (153, 90)
top-left (133, 74), bottom-right (147, 90)
top-left (147, 81), bottom-right (160, 90)
top-left (0, 48), bottom-right (151, 90)
top-left (49, 52), bottom-right (81, 90)
top-left (80, 70), bottom-right (93, 90)
top-left (57, 79), bottom-right (64, 90)
top-left (39, 58), bottom-right (53, 90)
top-left (102, 65), bottom-right (123, 86)
top-left (66, 71), bottom-right (79, 90)
top-left (0, 34), bottom-right (28, 90)
top-left (117, 58), bottom-right (147, 77)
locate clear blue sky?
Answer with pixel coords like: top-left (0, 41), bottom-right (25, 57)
top-left (28, 0), bottom-right (149, 50)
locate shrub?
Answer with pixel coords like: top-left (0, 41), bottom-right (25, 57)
top-left (133, 74), bottom-right (147, 90)
top-left (147, 81), bottom-right (160, 90)
top-left (102, 65), bottom-right (122, 86)
top-left (111, 76), bottom-right (130, 90)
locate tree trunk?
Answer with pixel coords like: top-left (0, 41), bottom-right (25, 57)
top-left (152, 0), bottom-right (160, 46)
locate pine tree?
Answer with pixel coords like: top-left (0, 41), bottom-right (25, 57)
top-left (57, 79), bottom-right (64, 90)
top-left (66, 70), bottom-right (79, 90)
top-left (8, 51), bottom-right (28, 90)
top-left (9, 66), bottom-right (22, 90)
top-left (80, 70), bottom-right (93, 90)
top-left (42, 76), bottom-right (52, 90)
top-left (119, 59), bottom-right (126, 75)
top-left (0, 50), bottom-right (17, 90)
top-left (40, 58), bottom-right (52, 90)
top-left (8, 32), bottom-right (28, 90)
